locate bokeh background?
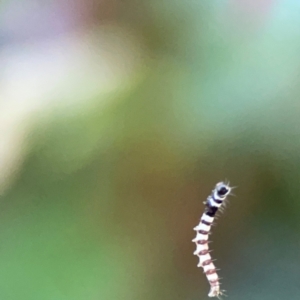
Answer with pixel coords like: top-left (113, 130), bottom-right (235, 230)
top-left (0, 0), bottom-right (300, 299)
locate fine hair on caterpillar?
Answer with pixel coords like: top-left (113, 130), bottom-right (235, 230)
top-left (192, 181), bottom-right (233, 298)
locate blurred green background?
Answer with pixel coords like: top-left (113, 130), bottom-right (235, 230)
top-left (0, 0), bottom-right (300, 299)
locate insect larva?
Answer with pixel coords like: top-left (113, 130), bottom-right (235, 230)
top-left (192, 182), bottom-right (232, 298)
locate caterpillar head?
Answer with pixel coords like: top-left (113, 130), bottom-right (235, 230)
top-left (215, 182), bottom-right (231, 198)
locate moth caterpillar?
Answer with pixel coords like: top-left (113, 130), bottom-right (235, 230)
top-left (192, 182), bottom-right (232, 298)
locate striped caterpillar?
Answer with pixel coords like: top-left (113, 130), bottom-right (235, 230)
top-left (192, 182), bottom-right (232, 298)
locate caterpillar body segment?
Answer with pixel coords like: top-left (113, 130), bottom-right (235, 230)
top-left (193, 182), bottom-right (232, 298)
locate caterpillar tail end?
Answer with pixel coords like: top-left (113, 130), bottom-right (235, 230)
top-left (208, 286), bottom-right (222, 298)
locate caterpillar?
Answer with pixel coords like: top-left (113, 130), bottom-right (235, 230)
top-left (192, 182), bottom-right (232, 298)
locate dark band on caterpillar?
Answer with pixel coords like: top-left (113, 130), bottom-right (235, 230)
top-left (202, 259), bottom-right (213, 266)
top-left (213, 199), bottom-right (223, 204)
top-left (210, 279), bottom-right (219, 284)
top-left (205, 269), bottom-right (217, 275)
top-left (199, 249), bottom-right (209, 255)
top-left (197, 240), bottom-right (208, 245)
top-left (198, 230), bottom-right (209, 235)
top-left (201, 219), bottom-right (212, 226)
top-left (206, 207), bottom-right (218, 217)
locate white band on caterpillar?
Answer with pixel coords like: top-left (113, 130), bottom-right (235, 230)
top-left (192, 181), bottom-right (232, 298)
